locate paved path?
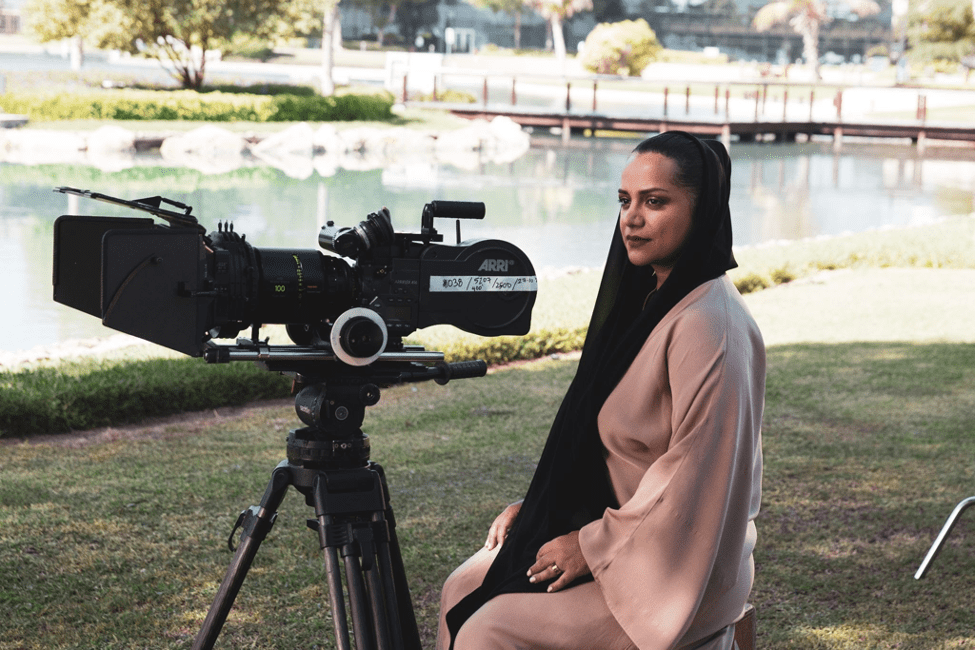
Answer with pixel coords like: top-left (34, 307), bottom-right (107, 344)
top-left (744, 268), bottom-right (975, 346)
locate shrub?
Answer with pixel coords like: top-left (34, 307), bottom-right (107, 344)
top-left (0, 358), bottom-right (290, 436)
top-left (579, 19), bottom-right (663, 76)
top-left (413, 89), bottom-right (477, 103)
top-left (202, 83), bottom-right (318, 96)
top-left (0, 89), bottom-right (394, 122)
top-left (770, 266), bottom-right (796, 285)
top-left (735, 273), bottom-right (769, 294)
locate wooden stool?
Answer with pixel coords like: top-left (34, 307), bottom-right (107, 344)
top-left (734, 604), bottom-right (757, 650)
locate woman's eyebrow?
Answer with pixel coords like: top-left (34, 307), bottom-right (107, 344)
top-left (619, 186), bottom-right (671, 196)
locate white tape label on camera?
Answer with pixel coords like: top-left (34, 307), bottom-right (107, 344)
top-left (429, 276), bottom-right (538, 293)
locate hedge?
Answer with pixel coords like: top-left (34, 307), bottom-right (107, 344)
top-left (0, 357), bottom-right (292, 437)
top-left (0, 327), bottom-right (586, 437)
top-left (0, 89), bottom-right (395, 122)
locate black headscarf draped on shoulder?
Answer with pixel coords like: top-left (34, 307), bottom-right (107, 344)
top-left (445, 132), bottom-right (738, 644)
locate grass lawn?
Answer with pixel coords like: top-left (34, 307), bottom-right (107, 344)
top-left (0, 340), bottom-right (973, 649)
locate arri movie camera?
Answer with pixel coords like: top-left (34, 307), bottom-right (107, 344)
top-left (52, 187), bottom-right (538, 364)
top-left (51, 187), bottom-right (538, 650)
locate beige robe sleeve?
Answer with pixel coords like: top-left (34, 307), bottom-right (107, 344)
top-left (578, 277), bottom-right (764, 650)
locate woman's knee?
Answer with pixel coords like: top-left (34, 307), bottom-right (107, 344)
top-left (453, 610), bottom-right (510, 650)
top-left (440, 548), bottom-right (495, 611)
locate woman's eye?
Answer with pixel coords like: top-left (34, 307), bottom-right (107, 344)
top-left (618, 196), bottom-right (629, 207)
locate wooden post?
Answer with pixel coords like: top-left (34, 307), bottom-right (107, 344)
top-left (754, 88), bottom-right (760, 121)
top-left (714, 85), bottom-right (720, 114)
top-left (762, 84), bottom-right (767, 113)
top-left (725, 89), bottom-right (730, 120)
top-left (685, 86), bottom-right (691, 114)
top-left (835, 90), bottom-right (843, 120)
top-left (917, 94), bottom-right (927, 122)
top-left (432, 75), bottom-right (438, 102)
top-left (483, 76), bottom-right (488, 107)
top-left (511, 78), bottom-right (517, 106)
top-left (663, 86), bottom-right (669, 117)
top-left (566, 82), bottom-right (572, 113)
top-left (562, 116), bottom-right (571, 144)
top-left (593, 80), bottom-right (598, 112)
top-left (809, 90), bottom-right (815, 121)
top-left (782, 90), bottom-right (788, 122)
top-left (402, 74), bottom-right (408, 103)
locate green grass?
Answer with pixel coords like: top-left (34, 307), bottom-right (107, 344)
top-left (0, 342), bottom-right (972, 649)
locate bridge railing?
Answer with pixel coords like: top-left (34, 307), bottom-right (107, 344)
top-left (395, 69), bottom-right (968, 128)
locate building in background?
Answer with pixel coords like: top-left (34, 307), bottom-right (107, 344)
top-left (337, 0), bottom-right (889, 63)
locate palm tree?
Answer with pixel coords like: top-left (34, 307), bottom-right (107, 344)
top-left (530, 0), bottom-right (593, 63)
top-left (752, 0), bottom-right (881, 79)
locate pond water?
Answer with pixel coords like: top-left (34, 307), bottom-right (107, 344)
top-left (1, 134), bottom-right (973, 354)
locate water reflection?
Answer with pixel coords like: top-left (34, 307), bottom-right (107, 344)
top-left (1, 135), bottom-right (973, 353)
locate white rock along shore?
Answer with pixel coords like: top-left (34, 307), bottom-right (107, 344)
top-left (0, 115), bottom-right (532, 176)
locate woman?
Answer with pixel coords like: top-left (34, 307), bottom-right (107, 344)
top-left (437, 131), bottom-right (765, 650)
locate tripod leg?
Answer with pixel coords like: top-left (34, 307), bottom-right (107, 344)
top-left (193, 462), bottom-right (292, 650)
top-left (374, 464), bottom-right (422, 650)
top-left (313, 473), bottom-right (378, 650)
top-left (357, 519), bottom-right (394, 650)
top-left (344, 550), bottom-right (376, 650)
top-left (316, 511), bottom-right (353, 650)
top-left (370, 511), bottom-right (403, 650)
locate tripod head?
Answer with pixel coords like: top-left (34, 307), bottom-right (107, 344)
top-left (206, 337), bottom-right (487, 470)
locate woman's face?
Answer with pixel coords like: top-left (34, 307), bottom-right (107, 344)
top-left (618, 152), bottom-right (695, 277)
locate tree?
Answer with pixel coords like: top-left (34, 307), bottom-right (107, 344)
top-left (752, 0), bottom-right (880, 79)
top-left (23, 0), bottom-right (119, 69)
top-left (24, 0), bottom-right (315, 89)
top-left (393, 0), bottom-right (442, 50)
top-left (907, 0), bottom-right (975, 64)
top-left (579, 18), bottom-right (662, 75)
top-left (529, 0), bottom-right (593, 63)
top-left (467, 0), bottom-right (528, 48)
top-left (321, 0), bottom-right (341, 96)
top-left (696, 0), bottom-right (739, 17)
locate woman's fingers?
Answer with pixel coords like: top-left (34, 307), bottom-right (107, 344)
top-left (485, 521), bottom-right (508, 549)
top-left (527, 556), bottom-right (567, 590)
top-left (485, 503), bottom-right (520, 550)
top-left (527, 531), bottom-right (586, 592)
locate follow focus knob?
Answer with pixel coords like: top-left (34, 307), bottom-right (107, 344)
top-left (330, 308), bottom-right (388, 366)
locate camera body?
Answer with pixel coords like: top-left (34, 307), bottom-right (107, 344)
top-left (52, 189), bottom-right (537, 361)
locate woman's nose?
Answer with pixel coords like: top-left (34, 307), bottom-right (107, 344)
top-left (622, 206), bottom-right (642, 228)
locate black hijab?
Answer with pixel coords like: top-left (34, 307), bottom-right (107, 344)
top-left (445, 132), bottom-right (737, 643)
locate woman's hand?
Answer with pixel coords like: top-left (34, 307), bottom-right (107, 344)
top-left (485, 501), bottom-right (523, 550)
top-left (527, 530), bottom-right (589, 592)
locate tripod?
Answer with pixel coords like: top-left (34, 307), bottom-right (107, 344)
top-left (192, 358), bottom-right (485, 650)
